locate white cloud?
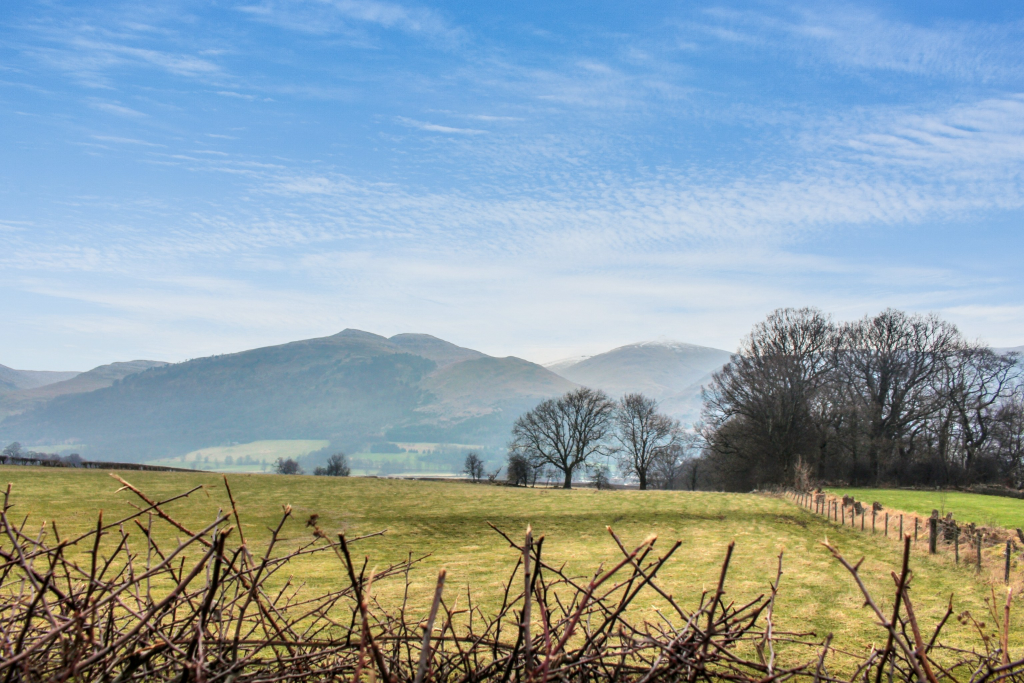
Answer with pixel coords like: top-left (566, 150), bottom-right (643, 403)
top-left (694, 5), bottom-right (1024, 82)
top-left (238, 0), bottom-right (464, 44)
top-left (88, 100), bottom-right (147, 117)
top-left (215, 90), bottom-right (255, 99)
top-left (91, 134), bottom-right (164, 146)
top-left (71, 39), bottom-right (220, 77)
top-left (394, 116), bottom-right (487, 135)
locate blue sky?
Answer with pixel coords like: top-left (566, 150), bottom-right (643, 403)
top-left (2, 1), bottom-right (1023, 370)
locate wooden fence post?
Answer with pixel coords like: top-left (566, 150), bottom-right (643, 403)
top-left (841, 504), bottom-right (845, 526)
top-left (929, 517), bottom-right (937, 554)
top-left (885, 513), bottom-right (889, 537)
top-left (872, 509), bottom-right (876, 533)
top-left (977, 533), bottom-right (983, 572)
top-left (955, 528), bottom-right (959, 564)
top-left (899, 514), bottom-right (903, 539)
top-left (914, 517), bottom-right (919, 542)
top-left (1006, 540), bottom-right (1012, 584)
top-left (861, 511), bottom-right (864, 531)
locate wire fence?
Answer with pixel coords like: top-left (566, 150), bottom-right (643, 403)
top-left (784, 489), bottom-right (1022, 585)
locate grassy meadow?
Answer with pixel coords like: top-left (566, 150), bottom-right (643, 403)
top-left (829, 487), bottom-right (1024, 530)
top-left (3, 466), bottom-right (1023, 664)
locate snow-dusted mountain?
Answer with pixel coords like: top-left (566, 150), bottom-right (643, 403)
top-left (544, 340), bottom-right (733, 423)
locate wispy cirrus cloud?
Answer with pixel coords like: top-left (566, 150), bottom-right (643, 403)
top-left (88, 100), bottom-right (147, 117)
top-left (394, 116), bottom-right (486, 134)
top-left (3, 0), bottom-right (1024, 368)
top-left (21, 33), bottom-right (223, 88)
top-left (691, 5), bottom-right (1024, 82)
top-left (237, 0), bottom-right (464, 44)
top-left (70, 38), bottom-right (221, 77)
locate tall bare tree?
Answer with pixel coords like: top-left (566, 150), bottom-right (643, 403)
top-left (615, 393), bottom-right (680, 490)
top-left (463, 452), bottom-right (485, 482)
top-left (508, 387), bottom-right (616, 489)
top-left (838, 309), bottom-right (965, 484)
top-left (944, 347), bottom-right (1021, 478)
top-left (702, 308), bottom-right (839, 490)
top-left (992, 394), bottom-right (1024, 485)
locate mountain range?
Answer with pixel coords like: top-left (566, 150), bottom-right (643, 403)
top-left (0, 331), bottom-right (733, 461)
top-left (0, 365), bottom-right (79, 394)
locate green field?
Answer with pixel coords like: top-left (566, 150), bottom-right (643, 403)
top-left (829, 487), bottom-right (1024, 530)
top-left (142, 439), bottom-right (489, 475)
top-left (144, 439), bottom-right (330, 472)
top-left (2, 466), bottom-right (1021, 664)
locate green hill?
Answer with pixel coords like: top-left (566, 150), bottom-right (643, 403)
top-left (0, 330), bottom-right (574, 461)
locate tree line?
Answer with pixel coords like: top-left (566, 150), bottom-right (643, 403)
top-left (498, 307), bottom-right (1022, 492)
top-left (698, 307), bottom-right (1023, 491)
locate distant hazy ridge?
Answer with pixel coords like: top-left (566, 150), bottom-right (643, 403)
top-left (0, 332), bottom-right (733, 461)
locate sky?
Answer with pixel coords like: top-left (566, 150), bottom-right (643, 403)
top-left (2, 1), bottom-right (1024, 370)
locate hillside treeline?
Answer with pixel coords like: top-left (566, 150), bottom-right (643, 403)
top-left (696, 308), bottom-right (1023, 491)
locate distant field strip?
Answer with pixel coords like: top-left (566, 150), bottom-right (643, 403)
top-left (2, 466), bottom-right (1021, 657)
top-left (829, 487), bottom-right (1024, 530)
top-left (146, 439), bottom-right (329, 471)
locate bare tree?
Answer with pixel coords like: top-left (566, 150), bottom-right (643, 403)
top-left (588, 462), bottom-right (611, 490)
top-left (646, 428), bottom-right (705, 490)
top-left (615, 393), bottom-right (680, 490)
top-left (506, 452), bottom-right (531, 486)
top-left (944, 347), bottom-right (1021, 479)
top-left (702, 308), bottom-right (839, 490)
top-left (463, 451), bottom-right (485, 482)
top-left (838, 309), bottom-right (965, 484)
top-left (992, 394), bottom-right (1024, 485)
top-left (314, 453), bottom-right (350, 476)
top-left (274, 457), bottom-right (303, 475)
top-left (508, 387), bottom-right (616, 489)
top-left (649, 444), bottom-right (687, 489)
